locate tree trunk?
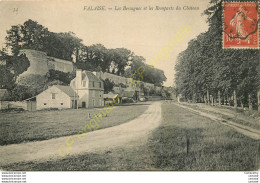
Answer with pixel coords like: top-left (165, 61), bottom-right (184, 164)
top-left (248, 94), bottom-right (252, 112)
top-left (233, 90), bottom-right (237, 109)
top-left (192, 93), bottom-right (196, 103)
top-left (241, 99), bottom-right (244, 109)
top-left (211, 95), bottom-right (214, 106)
top-left (218, 90), bottom-right (221, 106)
top-left (207, 90), bottom-right (210, 105)
top-left (257, 89), bottom-right (260, 114)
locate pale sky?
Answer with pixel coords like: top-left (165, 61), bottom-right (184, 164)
top-left (0, 0), bottom-right (210, 86)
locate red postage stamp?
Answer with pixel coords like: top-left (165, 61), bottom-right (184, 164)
top-left (223, 2), bottom-right (259, 48)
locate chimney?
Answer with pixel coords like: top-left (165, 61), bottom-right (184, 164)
top-left (76, 69), bottom-right (82, 89)
top-left (92, 71), bottom-right (101, 79)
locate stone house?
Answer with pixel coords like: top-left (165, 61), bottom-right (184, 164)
top-left (70, 69), bottom-right (104, 108)
top-left (36, 85), bottom-right (78, 110)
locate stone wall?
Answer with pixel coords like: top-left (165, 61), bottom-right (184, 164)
top-left (18, 49), bottom-right (74, 80)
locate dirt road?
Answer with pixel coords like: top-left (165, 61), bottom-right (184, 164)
top-left (0, 102), bottom-right (161, 167)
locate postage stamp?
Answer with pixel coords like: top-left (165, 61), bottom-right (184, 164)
top-left (223, 2), bottom-right (259, 48)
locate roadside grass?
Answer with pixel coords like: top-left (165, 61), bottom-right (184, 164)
top-left (0, 103), bottom-right (149, 145)
top-left (1, 102), bottom-right (258, 171)
top-left (182, 103), bottom-right (260, 130)
top-left (1, 144), bottom-right (156, 171)
top-left (148, 103), bottom-right (259, 171)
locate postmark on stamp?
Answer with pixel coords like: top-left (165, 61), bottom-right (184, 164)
top-left (223, 2), bottom-right (259, 48)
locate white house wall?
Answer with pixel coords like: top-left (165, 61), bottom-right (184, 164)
top-left (36, 87), bottom-right (71, 110)
top-left (76, 89), bottom-right (89, 108)
top-left (88, 90), bottom-right (103, 108)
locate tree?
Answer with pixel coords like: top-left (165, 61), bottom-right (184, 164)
top-left (5, 19), bottom-right (83, 61)
top-left (0, 50), bottom-right (30, 78)
top-left (0, 66), bottom-right (15, 90)
top-left (103, 78), bottom-right (114, 94)
top-left (47, 70), bottom-right (75, 85)
top-left (20, 19), bottom-right (49, 51)
top-left (76, 44), bottom-right (110, 72)
top-left (110, 48), bottom-right (132, 76)
top-left (5, 25), bottom-right (22, 56)
top-left (5, 19), bottom-right (49, 56)
top-left (44, 32), bottom-right (83, 61)
top-left (175, 0), bottom-right (260, 108)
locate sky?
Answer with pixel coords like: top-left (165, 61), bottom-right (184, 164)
top-left (0, 0), bottom-right (210, 86)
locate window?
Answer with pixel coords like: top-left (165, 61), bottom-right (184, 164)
top-left (93, 99), bottom-right (95, 106)
top-left (93, 81), bottom-right (95, 87)
top-left (99, 82), bottom-right (101, 88)
top-left (44, 103), bottom-right (47, 105)
top-left (61, 103), bottom-right (63, 105)
top-left (52, 93), bottom-right (56, 99)
top-left (83, 81), bottom-right (86, 87)
top-left (100, 91), bottom-right (102, 98)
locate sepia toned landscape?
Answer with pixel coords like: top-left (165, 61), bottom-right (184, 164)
top-left (0, 0), bottom-right (259, 171)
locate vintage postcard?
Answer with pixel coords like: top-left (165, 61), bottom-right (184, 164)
top-left (0, 0), bottom-right (259, 179)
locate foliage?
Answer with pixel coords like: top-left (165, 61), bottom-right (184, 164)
top-left (161, 87), bottom-right (174, 99)
top-left (149, 88), bottom-right (156, 96)
top-left (10, 74), bottom-right (48, 101)
top-left (3, 19), bottom-right (167, 100)
top-left (47, 69), bottom-right (75, 85)
top-left (5, 19), bottom-right (82, 61)
top-left (175, 0), bottom-right (259, 107)
top-left (103, 78), bottom-right (115, 94)
top-left (0, 51), bottom-right (30, 78)
top-left (0, 66), bottom-right (15, 90)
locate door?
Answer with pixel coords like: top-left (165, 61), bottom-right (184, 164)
top-left (82, 102), bottom-right (86, 108)
top-left (27, 101), bottom-right (36, 111)
top-left (31, 101), bottom-right (36, 111)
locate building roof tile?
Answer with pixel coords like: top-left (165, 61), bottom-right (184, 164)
top-left (54, 85), bottom-right (78, 97)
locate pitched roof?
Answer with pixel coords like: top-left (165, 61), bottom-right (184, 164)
top-left (118, 90), bottom-right (135, 98)
top-left (0, 89), bottom-right (10, 101)
top-left (54, 85), bottom-right (78, 97)
top-left (82, 71), bottom-right (101, 82)
top-left (104, 92), bottom-right (118, 99)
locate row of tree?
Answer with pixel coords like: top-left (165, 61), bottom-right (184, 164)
top-left (174, 0), bottom-right (259, 109)
top-left (2, 19), bottom-right (166, 87)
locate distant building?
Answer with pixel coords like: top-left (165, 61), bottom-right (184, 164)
top-left (70, 69), bottom-right (104, 108)
top-left (104, 92), bottom-right (119, 105)
top-left (93, 71), bottom-right (128, 85)
top-left (36, 85), bottom-right (78, 110)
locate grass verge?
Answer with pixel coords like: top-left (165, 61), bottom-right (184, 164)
top-left (1, 102), bottom-right (258, 171)
top-left (149, 103), bottom-right (259, 171)
top-left (0, 103), bottom-right (149, 145)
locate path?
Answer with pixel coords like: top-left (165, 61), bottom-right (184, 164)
top-left (0, 102), bottom-right (161, 167)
